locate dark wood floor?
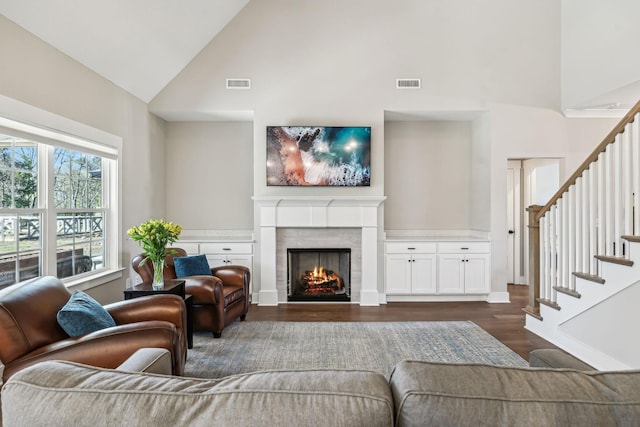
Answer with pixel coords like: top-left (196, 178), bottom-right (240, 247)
top-left (247, 284), bottom-right (558, 362)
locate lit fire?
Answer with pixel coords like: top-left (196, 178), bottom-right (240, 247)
top-left (301, 265), bottom-right (343, 294)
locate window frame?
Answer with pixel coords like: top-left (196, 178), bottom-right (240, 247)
top-left (0, 95), bottom-right (123, 291)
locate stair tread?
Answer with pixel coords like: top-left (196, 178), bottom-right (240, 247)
top-left (622, 235), bottom-right (640, 243)
top-left (553, 286), bottom-right (581, 298)
top-left (537, 298), bottom-right (561, 311)
top-left (522, 307), bottom-right (543, 321)
top-left (594, 255), bottom-right (634, 267)
top-left (572, 272), bottom-right (605, 284)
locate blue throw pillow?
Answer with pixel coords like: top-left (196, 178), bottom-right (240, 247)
top-left (174, 254), bottom-right (212, 278)
top-left (57, 290), bottom-right (116, 337)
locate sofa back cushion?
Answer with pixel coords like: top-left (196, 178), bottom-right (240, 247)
top-left (2, 361), bottom-right (394, 427)
top-left (390, 360), bottom-right (640, 427)
top-left (0, 276), bottom-right (71, 364)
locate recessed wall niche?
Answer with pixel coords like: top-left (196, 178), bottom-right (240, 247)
top-left (164, 121), bottom-right (254, 230)
top-left (384, 119), bottom-right (473, 231)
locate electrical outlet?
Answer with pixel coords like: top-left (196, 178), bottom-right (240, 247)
top-left (134, 274), bottom-right (143, 285)
top-left (125, 278), bottom-right (131, 288)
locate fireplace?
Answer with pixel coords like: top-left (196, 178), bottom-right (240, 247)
top-left (254, 195), bottom-right (385, 306)
top-left (287, 248), bottom-right (351, 302)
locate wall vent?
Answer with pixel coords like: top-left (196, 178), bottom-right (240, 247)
top-left (396, 78), bottom-right (421, 89)
top-left (226, 78), bottom-right (251, 89)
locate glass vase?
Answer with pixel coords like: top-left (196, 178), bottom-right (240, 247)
top-left (152, 257), bottom-right (165, 290)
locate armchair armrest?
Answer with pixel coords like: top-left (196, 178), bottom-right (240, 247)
top-left (106, 294), bottom-right (186, 332)
top-left (3, 320), bottom-right (183, 379)
top-left (105, 295), bottom-right (187, 369)
top-left (117, 348), bottom-right (172, 375)
top-left (211, 265), bottom-right (250, 291)
top-left (184, 275), bottom-right (224, 305)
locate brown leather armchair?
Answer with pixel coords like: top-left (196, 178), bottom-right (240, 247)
top-left (0, 275), bottom-right (187, 382)
top-left (132, 248), bottom-right (250, 338)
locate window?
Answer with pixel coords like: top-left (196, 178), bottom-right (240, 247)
top-left (0, 106), bottom-right (121, 290)
top-left (53, 148), bottom-right (106, 279)
top-left (0, 137), bottom-right (41, 288)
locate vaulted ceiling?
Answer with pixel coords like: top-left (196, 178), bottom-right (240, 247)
top-left (0, 0), bottom-right (250, 102)
top-left (1, 1), bottom-right (638, 114)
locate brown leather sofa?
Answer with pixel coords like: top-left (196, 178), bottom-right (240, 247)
top-left (0, 275), bottom-right (187, 382)
top-left (132, 248), bottom-right (250, 338)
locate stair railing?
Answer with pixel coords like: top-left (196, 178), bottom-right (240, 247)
top-left (526, 99), bottom-right (640, 319)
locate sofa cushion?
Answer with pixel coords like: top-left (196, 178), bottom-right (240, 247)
top-left (389, 360), bottom-right (640, 427)
top-left (2, 361), bottom-right (394, 427)
top-left (174, 254), bottom-right (212, 277)
top-left (56, 290), bottom-right (116, 337)
top-left (529, 348), bottom-right (594, 370)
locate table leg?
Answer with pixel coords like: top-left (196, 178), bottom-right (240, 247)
top-left (184, 294), bottom-right (193, 349)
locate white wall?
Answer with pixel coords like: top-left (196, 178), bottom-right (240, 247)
top-left (470, 115), bottom-right (492, 232)
top-left (561, 0), bottom-right (640, 109)
top-left (0, 16), bottom-right (166, 303)
top-left (165, 121), bottom-right (254, 230)
top-left (530, 162), bottom-right (560, 206)
top-left (559, 281), bottom-right (640, 368)
top-left (152, 0), bottom-right (561, 116)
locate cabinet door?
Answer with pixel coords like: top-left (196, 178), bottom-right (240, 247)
top-left (464, 255), bottom-right (490, 293)
top-left (385, 254), bottom-right (412, 294)
top-left (438, 254), bottom-right (465, 294)
top-left (226, 255), bottom-right (252, 270)
top-left (206, 255), bottom-right (227, 269)
top-left (410, 254), bottom-right (437, 294)
top-left (207, 254), bottom-right (252, 269)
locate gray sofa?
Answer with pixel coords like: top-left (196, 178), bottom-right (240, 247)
top-left (2, 349), bottom-right (640, 426)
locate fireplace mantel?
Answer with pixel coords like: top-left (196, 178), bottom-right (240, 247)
top-left (253, 195), bottom-right (385, 306)
top-left (253, 196), bottom-right (386, 207)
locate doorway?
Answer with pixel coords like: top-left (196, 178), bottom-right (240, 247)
top-left (507, 158), bottom-right (561, 285)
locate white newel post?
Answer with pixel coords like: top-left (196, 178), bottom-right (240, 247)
top-left (254, 196), bottom-right (385, 306)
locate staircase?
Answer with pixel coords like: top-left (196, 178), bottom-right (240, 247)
top-left (525, 100), bottom-right (640, 370)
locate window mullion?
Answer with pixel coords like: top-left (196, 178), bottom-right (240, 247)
top-left (42, 144), bottom-right (56, 276)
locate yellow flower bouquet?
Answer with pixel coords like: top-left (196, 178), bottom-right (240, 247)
top-left (127, 219), bottom-right (182, 288)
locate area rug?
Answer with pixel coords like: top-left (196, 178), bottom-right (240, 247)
top-left (185, 321), bottom-right (527, 379)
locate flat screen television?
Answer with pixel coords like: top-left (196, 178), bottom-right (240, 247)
top-left (266, 126), bottom-right (371, 186)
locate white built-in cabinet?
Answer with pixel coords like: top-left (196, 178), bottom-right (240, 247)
top-left (385, 243), bottom-right (437, 294)
top-left (199, 243), bottom-right (253, 270)
top-left (437, 242), bottom-right (490, 294)
top-left (385, 239), bottom-right (490, 299)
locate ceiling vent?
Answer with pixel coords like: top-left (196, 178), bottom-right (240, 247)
top-left (226, 78), bottom-right (251, 89)
top-left (396, 78), bottom-right (421, 89)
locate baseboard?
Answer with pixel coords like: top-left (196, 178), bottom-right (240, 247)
top-left (386, 294), bottom-right (490, 302)
top-left (359, 290), bottom-right (381, 306)
top-left (486, 291), bottom-right (510, 303)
